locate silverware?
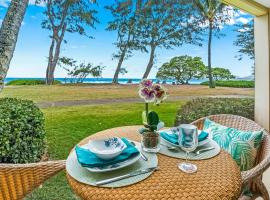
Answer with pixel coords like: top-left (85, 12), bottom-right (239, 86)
top-left (195, 147), bottom-right (215, 156)
top-left (161, 143), bottom-right (214, 155)
top-left (95, 167), bottom-right (158, 186)
top-left (161, 143), bottom-right (179, 151)
top-left (130, 141), bottom-right (148, 161)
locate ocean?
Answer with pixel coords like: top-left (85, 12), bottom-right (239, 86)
top-left (4, 77), bottom-right (205, 85)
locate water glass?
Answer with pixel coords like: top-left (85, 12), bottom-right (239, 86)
top-left (178, 124), bottom-right (198, 173)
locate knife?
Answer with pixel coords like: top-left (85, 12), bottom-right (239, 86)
top-left (95, 167), bottom-right (158, 186)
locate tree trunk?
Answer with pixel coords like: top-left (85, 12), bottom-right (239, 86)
top-left (207, 21), bottom-right (215, 88)
top-left (46, 38), bottom-right (55, 85)
top-left (46, 24), bottom-right (66, 85)
top-left (112, 50), bottom-right (126, 84)
top-left (142, 44), bottom-right (156, 79)
top-left (0, 0), bottom-right (29, 92)
top-left (46, 40), bottom-right (62, 85)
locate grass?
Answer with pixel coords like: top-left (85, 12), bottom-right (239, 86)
top-left (26, 101), bottom-right (183, 199)
top-left (1, 84), bottom-right (254, 103)
top-left (6, 79), bottom-right (61, 86)
top-left (200, 80), bottom-right (255, 88)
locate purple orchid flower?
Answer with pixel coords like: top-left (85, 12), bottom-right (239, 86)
top-left (138, 79), bottom-right (168, 104)
top-left (140, 79), bottom-right (153, 88)
top-left (139, 87), bottom-right (155, 102)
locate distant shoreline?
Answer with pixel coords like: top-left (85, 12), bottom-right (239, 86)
top-left (4, 77), bottom-right (205, 85)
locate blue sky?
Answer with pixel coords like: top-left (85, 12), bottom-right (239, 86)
top-left (0, 1), bottom-right (254, 79)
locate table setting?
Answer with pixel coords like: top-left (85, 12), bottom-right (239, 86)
top-left (66, 137), bottom-right (158, 187)
top-left (65, 80), bottom-right (241, 199)
top-left (158, 125), bottom-right (221, 172)
top-left (67, 80), bottom-right (221, 186)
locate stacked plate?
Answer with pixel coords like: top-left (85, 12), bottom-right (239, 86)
top-left (160, 129), bottom-right (212, 148)
top-left (158, 129), bottom-right (221, 160)
top-left (85, 137), bottom-right (142, 172)
top-left (66, 137), bottom-right (158, 188)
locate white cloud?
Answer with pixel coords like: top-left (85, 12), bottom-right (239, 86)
top-left (239, 10), bottom-right (250, 16)
top-left (219, 7), bottom-right (253, 26)
top-left (29, 0), bottom-right (37, 4)
top-left (236, 17), bottom-right (251, 24)
top-left (29, 0), bottom-right (46, 6)
top-left (0, 19), bottom-right (2, 26)
top-left (0, 0), bottom-right (8, 7)
top-left (238, 27), bottom-right (250, 32)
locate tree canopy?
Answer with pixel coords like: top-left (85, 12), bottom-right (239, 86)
top-left (156, 55), bottom-right (206, 84)
top-left (157, 55), bottom-right (235, 84)
top-left (39, 0), bottom-right (98, 84)
top-left (106, 0), bottom-right (142, 83)
top-left (212, 67), bottom-right (235, 80)
top-left (234, 19), bottom-right (254, 61)
top-left (136, 0), bottom-right (202, 79)
top-left (58, 57), bottom-right (104, 84)
top-left (234, 19), bottom-right (254, 76)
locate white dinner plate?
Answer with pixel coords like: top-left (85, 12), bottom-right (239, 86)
top-left (80, 142), bottom-right (141, 173)
top-left (159, 129), bottom-right (212, 147)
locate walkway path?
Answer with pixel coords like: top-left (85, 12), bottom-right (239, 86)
top-left (38, 95), bottom-right (253, 108)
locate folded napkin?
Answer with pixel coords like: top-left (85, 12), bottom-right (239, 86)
top-left (160, 130), bottom-right (209, 145)
top-left (75, 138), bottom-right (139, 168)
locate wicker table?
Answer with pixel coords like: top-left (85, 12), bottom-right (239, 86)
top-left (66, 126), bottom-right (242, 200)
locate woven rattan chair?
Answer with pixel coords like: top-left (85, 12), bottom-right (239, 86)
top-left (0, 160), bottom-right (66, 200)
top-left (191, 114), bottom-right (270, 200)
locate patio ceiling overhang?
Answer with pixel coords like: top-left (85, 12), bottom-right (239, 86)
top-left (222, 0), bottom-right (270, 131)
top-left (222, 0), bottom-right (268, 16)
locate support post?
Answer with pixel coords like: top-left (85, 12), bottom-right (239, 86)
top-left (254, 11), bottom-right (270, 131)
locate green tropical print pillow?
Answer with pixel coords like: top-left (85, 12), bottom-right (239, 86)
top-left (203, 118), bottom-right (263, 171)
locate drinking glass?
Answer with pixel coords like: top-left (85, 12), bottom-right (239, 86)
top-left (178, 124), bottom-right (198, 173)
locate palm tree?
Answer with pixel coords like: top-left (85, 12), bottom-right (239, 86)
top-left (138, 0), bottom-right (197, 79)
top-left (0, 0), bottom-right (29, 92)
top-left (193, 0), bottom-right (229, 88)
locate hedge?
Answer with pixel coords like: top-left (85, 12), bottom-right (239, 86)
top-left (200, 80), bottom-right (254, 88)
top-left (0, 98), bottom-right (46, 163)
top-left (175, 98), bottom-right (254, 126)
top-left (6, 79), bottom-right (61, 86)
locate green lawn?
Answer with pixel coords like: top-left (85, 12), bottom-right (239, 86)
top-left (26, 101), bottom-right (184, 199)
top-left (1, 84), bottom-right (254, 103)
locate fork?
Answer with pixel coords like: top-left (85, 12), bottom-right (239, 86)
top-left (130, 141), bottom-right (148, 161)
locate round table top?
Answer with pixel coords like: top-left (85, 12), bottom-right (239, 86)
top-left (66, 126), bottom-right (242, 200)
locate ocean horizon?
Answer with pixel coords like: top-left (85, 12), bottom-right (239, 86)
top-left (4, 77), bottom-right (205, 85)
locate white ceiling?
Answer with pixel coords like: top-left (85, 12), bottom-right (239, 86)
top-left (254, 0), bottom-right (270, 8)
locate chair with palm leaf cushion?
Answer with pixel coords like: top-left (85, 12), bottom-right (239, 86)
top-left (203, 117), bottom-right (263, 171)
top-left (191, 114), bottom-right (270, 200)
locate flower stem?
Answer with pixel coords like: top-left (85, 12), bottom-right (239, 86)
top-left (145, 103), bottom-right (149, 123)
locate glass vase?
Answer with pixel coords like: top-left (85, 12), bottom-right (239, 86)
top-left (141, 131), bottom-right (160, 153)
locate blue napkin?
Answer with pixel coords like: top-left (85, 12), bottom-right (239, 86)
top-left (160, 131), bottom-right (209, 145)
top-left (75, 138), bottom-right (140, 168)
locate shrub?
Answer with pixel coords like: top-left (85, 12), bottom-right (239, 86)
top-left (175, 98), bottom-right (254, 125)
top-left (0, 98), bottom-right (46, 163)
top-left (6, 79), bottom-right (61, 86)
top-left (200, 80), bottom-right (254, 88)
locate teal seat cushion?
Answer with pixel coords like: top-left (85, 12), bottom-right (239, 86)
top-left (203, 118), bottom-right (263, 171)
